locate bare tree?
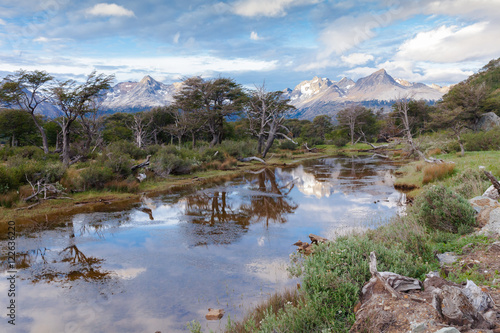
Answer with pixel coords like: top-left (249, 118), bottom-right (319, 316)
top-left (245, 85), bottom-right (296, 158)
top-left (337, 104), bottom-right (366, 145)
top-left (51, 71), bottom-right (114, 166)
top-left (0, 70), bottom-right (53, 153)
top-left (78, 98), bottom-right (105, 155)
top-left (129, 112), bottom-right (153, 148)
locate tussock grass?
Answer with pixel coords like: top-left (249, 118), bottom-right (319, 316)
top-left (422, 162), bottom-right (455, 184)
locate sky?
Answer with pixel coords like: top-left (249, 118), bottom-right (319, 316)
top-left (1, 0), bottom-right (499, 90)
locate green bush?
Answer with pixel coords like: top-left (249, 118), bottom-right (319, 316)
top-left (100, 152), bottom-right (133, 177)
top-left (412, 185), bottom-right (476, 233)
top-left (279, 140), bottom-right (298, 150)
top-left (105, 140), bottom-right (146, 160)
top-left (42, 162), bottom-right (67, 183)
top-left (80, 165), bottom-right (114, 189)
top-left (332, 136), bottom-right (349, 148)
top-left (151, 151), bottom-right (192, 177)
top-left (0, 166), bottom-right (15, 193)
top-left (463, 128), bottom-right (500, 151)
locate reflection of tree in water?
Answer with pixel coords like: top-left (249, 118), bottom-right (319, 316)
top-left (182, 168), bottom-right (297, 246)
top-left (241, 168), bottom-right (298, 225)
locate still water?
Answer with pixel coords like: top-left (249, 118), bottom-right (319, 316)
top-left (1, 156), bottom-right (404, 333)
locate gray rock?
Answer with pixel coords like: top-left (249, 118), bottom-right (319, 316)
top-left (462, 279), bottom-right (494, 313)
top-left (433, 328), bottom-right (460, 333)
top-left (483, 185), bottom-right (500, 200)
top-left (436, 252), bottom-right (458, 265)
top-left (410, 321), bottom-right (427, 333)
top-left (477, 112), bottom-right (500, 131)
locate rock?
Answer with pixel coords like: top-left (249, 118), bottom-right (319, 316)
top-left (483, 185), bottom-right (500, 200)
top-left (205, 308), bottom-right (224, 320)
top-left (379, 272), bottom-right (422, 292)
top-left (137, 173), bottom-right (147, 182)
top-left (439, 285), bottom-right (477, 326)
top-left (424, 276), bottom-right (461, 294)
top-left (469, 196), bottom-right (500, 235)
top-left (434, 328), bottom-right (460, 333)
top-left (477, 112), bottom-right (500, 131)
top-left (436, 252), bottom-right (459, 265)
top-left (410, 321), bottom-right (427, 332)
top-left (462, 280), bottom-right (495, 313)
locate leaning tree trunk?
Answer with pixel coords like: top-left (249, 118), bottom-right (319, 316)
top-left (262, 127), bottom-right (277, 159)
top-left (30, 112), bottom-right (49, 154)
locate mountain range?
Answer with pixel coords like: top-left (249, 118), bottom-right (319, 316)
top-left (281, 69), bottom-right (449, 119)
top-left (32, 69), bottom-right (449, 119)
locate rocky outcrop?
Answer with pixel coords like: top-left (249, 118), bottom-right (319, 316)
top-left (351, 253), bottom-right (500, 333)
top-left (477, 112), bottom-right (500, 131)
top-left (469, 196), bottom-right (500, 236)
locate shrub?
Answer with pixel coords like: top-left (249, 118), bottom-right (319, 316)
top-left (105, 140), bottom-right (146, 160)
top-left (332, 136), bottom-right (349, 148)
top-left (105, 179), bottom-right (139, 193)
top-left (80, 165), bottom-right (114, 189)
top-left (151, 151), bottom-right (191, 177)
top-left (422, 162), bottom-right (455, 184)
top-left (412, 185), bottom-right (476, 233)
top-left (0, 191), bottom-right (18, 208)
top-left (449, 168), bottom-right (489, 199)
top-left (42, 162), bottom-right (67, 183)
top-left (101, 153), bottom-right (133, 177)
top-left (463, 128), bottom-right (500, 151)
top-left (279, 140), bottom-right (298, 150)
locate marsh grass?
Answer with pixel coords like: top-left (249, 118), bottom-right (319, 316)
top-left (422, 162), bottom-right (455, 184)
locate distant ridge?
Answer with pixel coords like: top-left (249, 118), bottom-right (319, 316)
top-left (282, 69), bottom-right (448, 120)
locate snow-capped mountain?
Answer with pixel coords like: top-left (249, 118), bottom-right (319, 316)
top-left (283, 69), bottom-right (448, 120)
top-left (101, 75), bottom-right (180, 111)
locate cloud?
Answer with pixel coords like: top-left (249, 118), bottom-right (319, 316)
top-left (173, 32), bottom-right (180, 44)
top-left (341, 53), bottom-right (374, 66)
top-left (397, 22), bottom-right (500, 63)
top-left (250, 31), bottom-right (261, 40)
top-left (233, 0), bottom-right (321, 17)
top-left (86, 3), bottom-right (135, 18)
top-left (0, 18), bottom-right (6, 25)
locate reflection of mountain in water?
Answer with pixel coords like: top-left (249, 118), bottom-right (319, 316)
top-left (276, 157), bottom-right (399, 199)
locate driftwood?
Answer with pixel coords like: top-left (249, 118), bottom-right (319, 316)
top-left (131, 155), bottom-right (151, 171)
top-left (372, 153), bottom-right (390, 159)
top-left (238, 156), bottom-right (266, 164)
top-left (369, 252), bottom-right (400, 299)
top-left (483, 170), bottom-right (500, 193)
top-left (303, 142), bottom-right (317, 152)
top-left (309, 234), bottom-right (329, 244)
top-left (68, 155), bottom-right (83, 166)
top-left (15, 202), bottom-right (41, 211)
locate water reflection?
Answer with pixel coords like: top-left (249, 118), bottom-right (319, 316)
top-left (0, 156), bottom-right (404, 333)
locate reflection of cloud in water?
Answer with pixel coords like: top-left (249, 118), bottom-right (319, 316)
top-left (276, 165), bottom-right (338, 199)
top-left (113, 267), bottom-right (146, 280)
top-left (246, 258), bottom-right (291, 284)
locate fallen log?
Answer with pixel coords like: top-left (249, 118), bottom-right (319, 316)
top-left (131, 155), bottom-right (151, 171)
top-left (238, 156), bottom-right (266, 164)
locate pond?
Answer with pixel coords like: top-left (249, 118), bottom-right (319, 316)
top-left (0, 156), bottom-right (405, 333)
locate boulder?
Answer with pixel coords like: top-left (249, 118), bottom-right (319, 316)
top-left (469, 196), bottom-right (500, 235)
top-left (484, 185), bottom-right (500, 201)
top-left (477, 112), bottom-right (500, 131)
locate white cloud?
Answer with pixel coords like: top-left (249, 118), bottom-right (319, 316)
top-left (0, 18), bottom-right (6, 25)
top-left (33, 37), bottom-right (66, 43)
top-left (86, 3), bottom-right (135, 18)
top-left (341, 53), bottom-right (374, 66)
top-left (250, 31), bottom-right (261, 40)
top-left (397, 22), bottom-right (500, 63)
top-left (233, 0), bottom-right (321, 17)
top-left (173, 32), bottom-right (180, 44)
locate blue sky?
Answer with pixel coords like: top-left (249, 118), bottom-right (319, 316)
top-left (1, 0), bottom-right (499, 90)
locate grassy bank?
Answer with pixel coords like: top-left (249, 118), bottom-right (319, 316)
top-left (218, 151), bottom-right (500, 333)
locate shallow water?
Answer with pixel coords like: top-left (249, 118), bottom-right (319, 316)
top-left (0, 156), bottom-right (404, 333)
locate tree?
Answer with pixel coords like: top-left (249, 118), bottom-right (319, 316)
top-left (245, 85), bottom-right (296, 158)
top-left (430, 106), bottom-right (467, 156)
top-left (0, 70), bottom-right (54, 153)
top-left (174, 77), bottom-right (246, 147)
top-left (440, 81), bottom-right (487, 131)
top-left (0, 109), bottom-right (40, 146)
top-left (51, 71), bottom-right (114, 165)
top-left (312, 115), bottom-right (333, 141)
top-left (337, 104), bottom-right (369, 144)
top-left (129, 112), bottom-right (153, 148)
